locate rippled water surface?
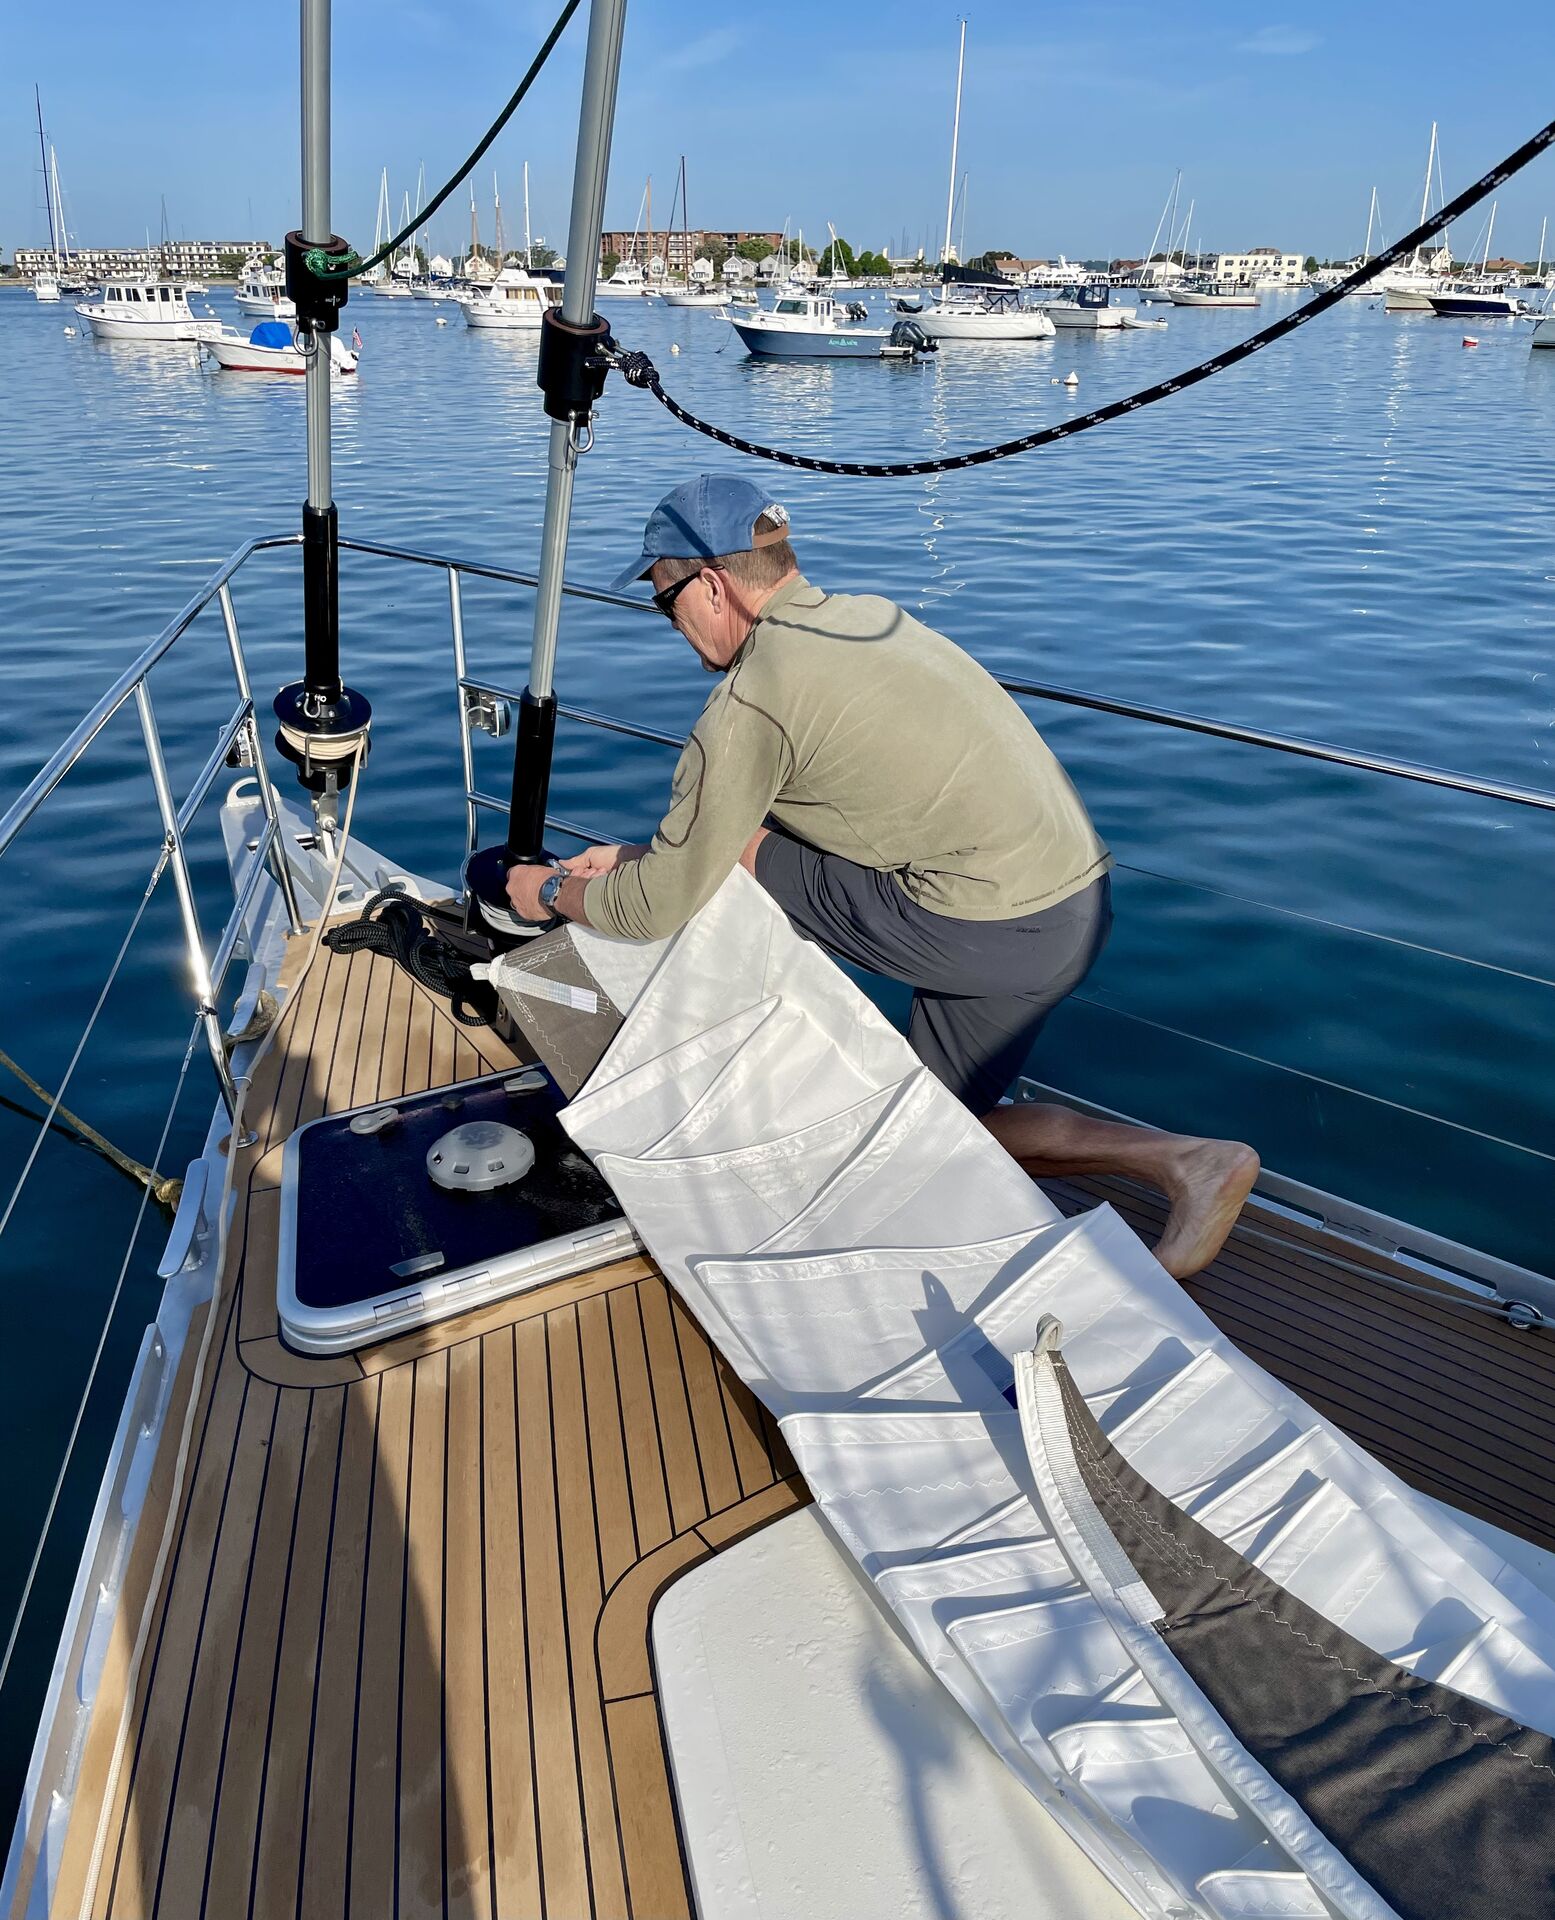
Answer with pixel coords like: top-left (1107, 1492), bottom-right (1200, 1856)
top-left (1, 282), bottom-right (1553, 1803)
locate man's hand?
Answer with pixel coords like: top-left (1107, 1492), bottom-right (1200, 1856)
top-left (560, 842), bottom-right (648, 880)
top-left (503, 860), bottom-right (555, 923)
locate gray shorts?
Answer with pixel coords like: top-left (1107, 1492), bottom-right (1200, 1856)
top-left (753, 830), bottom-right (1112, 1112)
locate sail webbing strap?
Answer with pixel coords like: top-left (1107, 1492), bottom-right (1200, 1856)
top-left (605, 112), bottom-right (1555, 478)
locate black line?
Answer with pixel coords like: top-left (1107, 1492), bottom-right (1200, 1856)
top-left (342, 1372), bottom-right (385, 1915)
top-left (147, 1369), bottom-right (256, 1917)
top-left (290, 1384), bottom-right (351, 1920)
top-left (195, 1386), bottom-right (283, 1918)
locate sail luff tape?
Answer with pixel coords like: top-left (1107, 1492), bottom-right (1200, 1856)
top-left (473, 961), bottom-right (600, 1014)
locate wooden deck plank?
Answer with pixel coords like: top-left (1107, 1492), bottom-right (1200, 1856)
top-left (443, 1338), bottom-right (494, 1920)
top-left (345, 1361), bottom-right (414, 1920)
top-left (576, 1292), bottom-right (640, 1591)
top-left (372, 963), bottom-right (414, 1109)
top-left (668, 1291), bottom-right (742, 1518)
top-left (635, 1280), bottom-right (706, 1535)
top-left (180, 1382), bottom-right (314, 1918)
top-left (547, 1310), bottom-right (629, 1918)
top-left (605, 1696), bottom-right (692, 1920)
top-left (720, 1363), bottom-right (777, 1501)
top-left (481, 1328), bottom-right (543, 1920)
top-left (398, 1353), bottom-right (449, 1920)
top-left (295, 1378), bottom-right (384, 1920)
top-left (605, 1287), bottom-right (674, 1556)
top-left (513, 1318), bottom-right (593, 1917)
top-left (247, 1384), bottom-right (349, 1920)
top-left (238, 1187), bottom-right (280, 1350)
top-left (293, 948), bottom-right (356, 1135)
top-left (95, 1338), bottom-right (253, 1917)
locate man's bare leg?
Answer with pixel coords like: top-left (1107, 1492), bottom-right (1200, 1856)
top-left (982, 1103), bottom-right (1258, 1279)
top-left (739, 826), bottom-right (769, 876)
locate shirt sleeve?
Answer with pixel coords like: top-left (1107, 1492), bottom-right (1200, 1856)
top-left (583, 676), bottom-right (795, 941)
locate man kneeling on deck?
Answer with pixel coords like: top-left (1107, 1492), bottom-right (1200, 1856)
top-left (505, 474), bottom-right (1256, 1277)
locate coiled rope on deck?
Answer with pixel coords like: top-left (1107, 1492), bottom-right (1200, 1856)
top-left (323, 886), bottom-right (499, 1026)
top-left (603, 115), bottom-right (1555, 477)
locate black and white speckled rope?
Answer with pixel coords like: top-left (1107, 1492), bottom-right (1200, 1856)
top-left (603, 116), bottom-right (1555, 478)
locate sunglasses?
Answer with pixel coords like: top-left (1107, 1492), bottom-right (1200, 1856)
top-left (651, 570), bottom-right (703, 620)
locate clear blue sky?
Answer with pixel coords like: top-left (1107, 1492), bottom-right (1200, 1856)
top-left (6, 0), bottom-right (1555, 265)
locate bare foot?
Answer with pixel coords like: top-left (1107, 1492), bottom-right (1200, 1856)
top-left (1152, 1139), bottom-right (1260, 1279)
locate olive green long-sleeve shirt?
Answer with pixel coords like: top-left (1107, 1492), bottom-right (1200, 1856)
top-left (584, 577), bottom-right (1111, 941)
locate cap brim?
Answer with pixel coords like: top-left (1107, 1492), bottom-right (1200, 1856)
top-left (607, 552), bottom-right (655, 596)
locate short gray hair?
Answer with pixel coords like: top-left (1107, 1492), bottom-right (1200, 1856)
top-left (656, 509), bottom-right (797, 590)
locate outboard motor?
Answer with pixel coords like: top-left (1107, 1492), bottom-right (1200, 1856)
top-left (845, 300), bottom-right (869, 322)
top-left (889, 319), bottom-right (937, 355)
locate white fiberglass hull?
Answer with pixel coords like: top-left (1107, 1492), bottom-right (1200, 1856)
top-left (34, 279), bottom-right (61, 304)
top-left (1532, 316), bottom-right (1555, 348)
top-left (234, 292), bottom-right (297, 318)
top-left (1169, 290), bottom-right (1260, 308)
top-left (658, 290), bottom-right (726, 308)
top-left (916, 307), bottom-right (1055, 341)
top-left (203, 332), bottom-right (357, 374)
top-left (462, 304), bottom-right (544, 330)
top-left (78, 307), bottom-right (223, 343)
top-left (1043, 305), bottom-right (1133, 330)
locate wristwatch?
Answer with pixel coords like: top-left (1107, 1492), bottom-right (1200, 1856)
top-left (537, 868), bottom-right (565, 914)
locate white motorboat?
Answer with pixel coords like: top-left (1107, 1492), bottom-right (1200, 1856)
top-left (234, 256), bottom-right (296, 319)
top-left (462, 266), bottom-right (564, 330)
top-left (32, 273), bottom-right (60, 305)
top-left (1040, 283), bottom-right (1137, 330)
top-left (1169, 281), bottom-right (1260, 308)
top-left (916, 277), bottom-right (1056, 342)
top-left (729, 292), bottom-right (902, 357)
top-left (1426, 281), bottom-right (1529, 319)
top-left (75, 277), bottom-right (223, 342)
top-left (1531, 314), bottom-right (1555, 348)
top-left (596, 260), bottom-right (647, 298)
top-left (658, 284), bottom-right (726, 308)
top-left (201, 319), bottom-right (358, 374)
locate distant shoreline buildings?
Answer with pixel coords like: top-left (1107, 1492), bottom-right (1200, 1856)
top-left (11, 239), bottom-right (271, 280)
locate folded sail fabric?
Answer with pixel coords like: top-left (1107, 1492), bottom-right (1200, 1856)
top-left (551, 869), bottom-right (1555, 1920)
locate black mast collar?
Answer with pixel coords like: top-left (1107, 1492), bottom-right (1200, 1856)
top-left (284, 230), bottom-right (352, 333)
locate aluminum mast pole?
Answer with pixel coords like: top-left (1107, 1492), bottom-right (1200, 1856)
top-left (274, 0), bottom-right (370, 815)
top-left (942, 18), bottom-right (966, 267)
top-left (482, 0), bottom-right (628, 886)
top-left (302, 0), bottom-right (332, 524)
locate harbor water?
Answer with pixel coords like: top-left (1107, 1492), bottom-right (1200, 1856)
top-left (1, 283), bottom-right (1552, 1801)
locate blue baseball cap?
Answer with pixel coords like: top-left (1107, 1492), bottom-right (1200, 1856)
top-left (609, 474), bottom-right (790, 595)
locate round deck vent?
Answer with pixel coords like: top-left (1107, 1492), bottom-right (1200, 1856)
top-left (426, 1120), bottom-right (535, 1193)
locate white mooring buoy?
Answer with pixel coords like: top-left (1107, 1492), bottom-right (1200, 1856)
top-left (63, 325), bottom-right (77, 337)
top-left (435, 316), bottom-right (447, 326)
top-left (670, 342), bottom-right (681, 355)
top-left (1063, 370), bottom-right (1079, 387)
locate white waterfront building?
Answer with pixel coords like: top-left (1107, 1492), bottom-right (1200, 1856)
top-left (1214, 246), bottom-right (1304, 287)
top-left (15, 240), bottom-right (271, 281)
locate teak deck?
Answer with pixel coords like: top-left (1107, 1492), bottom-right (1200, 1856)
top-left (22, 933), bottom-right (1555, 1918)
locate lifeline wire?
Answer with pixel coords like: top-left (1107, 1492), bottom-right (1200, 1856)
top-left (306, 0), bottom-right (584, 280)
top-left (605, 113), bottom-right (1555, 477)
